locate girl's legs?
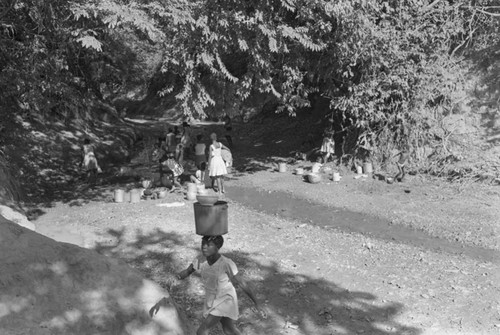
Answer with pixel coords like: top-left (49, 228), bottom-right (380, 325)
top-left (211, 176), bottom-right (217, 191)
top-left (220, 317), bottom-right (241, 335)
top-left (87, 169), bottom-right (97, 187)
top-left (220, 175), bottom-right (224, 193)
top-left (395, 163), bottom-right (405, 182)
top-left (216, 177), bottom-right (222, 194)
top-left (197, 314), bottom-right (221, 335)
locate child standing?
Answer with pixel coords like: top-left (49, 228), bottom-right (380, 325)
top-left (81, 138), bottom-right (102, 186)
top-left (320, 130), bottom-right (335, 164)
top-left (166, 128), bottom-right (176, 153)
top-left (394, 148), bottom-right (410, 182)
top-left (194, 134), bottom-right (207, 171)
top-left (208, 133), bottom-right (229, 194)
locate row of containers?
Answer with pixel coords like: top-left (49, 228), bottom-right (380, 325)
top-left (113, 189), bottom-right (142, 203)
top-left (278, 162), bottom-right (374, 175)
top-left (113, 183), bottom-right (228, 237)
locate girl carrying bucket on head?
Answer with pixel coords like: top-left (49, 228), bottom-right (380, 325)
top-left (149, 235), bottom-right (267, 335)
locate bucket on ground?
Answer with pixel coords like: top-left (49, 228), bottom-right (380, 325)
top-left (356, 166), bottom-right (363, 174)
top-left (332, 172), bottom-right (341, 182)
top-left (363, 162), bottom-right (373, 174)
top-left (186, 192), bottom-right (197, 201)
top-left (278, 162), bottom-right (287, 173)
top-left (187, 182), bottom-right (197, 194)
top-left (194, 201), bottom-right (228, 236)
top-left (196, 184), bottom-right (207, 194)
top-left (130, 189), bottom-right (141, 203)
top-left (311, 162), bottom-right (322, 174)
top-left (114, 189), bottom-right (124, 203)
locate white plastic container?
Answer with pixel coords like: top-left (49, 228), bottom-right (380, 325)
top-left (363, 162), bottom-right (373, 174)
top-left (114, 189), bottom-right (124, 203)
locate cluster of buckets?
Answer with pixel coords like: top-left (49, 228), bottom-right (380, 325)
top-left (186, 182), bottom-right (208, 201)
top-left (278, 161), bottom-right (374, 183)
top-left (113, 189), bottom-right (142, 203)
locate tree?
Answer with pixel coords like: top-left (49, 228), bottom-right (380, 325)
top-left (1, 0), bottom-right (499, 167)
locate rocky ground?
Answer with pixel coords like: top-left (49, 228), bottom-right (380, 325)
top-left (27, 120), bottom-right (500, 335)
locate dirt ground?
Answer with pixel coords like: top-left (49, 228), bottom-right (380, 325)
top-left (26, 120), bottom-right (500, 335)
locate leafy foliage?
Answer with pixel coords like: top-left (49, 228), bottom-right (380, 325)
top-left (1, 0), bottom-right (499, 173)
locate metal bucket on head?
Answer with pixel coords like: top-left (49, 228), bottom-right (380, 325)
top-left (194, 201), bottom-right (228, 236)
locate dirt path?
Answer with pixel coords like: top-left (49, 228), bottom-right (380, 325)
top-left (226, 184), bottom-right (499, 264)
top-left (32, 176), bottom-right (500, 335)
top-left (29, 120), bottom-right (500, 334)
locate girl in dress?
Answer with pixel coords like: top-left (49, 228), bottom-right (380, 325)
top-left (208, 133), bottom-right (229, 194)
top-left (320, 130), bottom-right (335, 164)
top-left (81, 138), bottom-right (102, 186)
top-left (149, 236), bottom-right (266, 335)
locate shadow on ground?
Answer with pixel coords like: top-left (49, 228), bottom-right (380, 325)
top-left (0, 217), bottom-right (186, 335)
top-left (94, 227), bottom-right (421, 335)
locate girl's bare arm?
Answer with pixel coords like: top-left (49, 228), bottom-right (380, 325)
top-left (177, 263), bottom-right (195, 280)
top-left (231, 273), bottom-right (259, 307)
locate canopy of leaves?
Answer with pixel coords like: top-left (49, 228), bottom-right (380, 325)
top-left (1, 0), bottom-right (499, 166)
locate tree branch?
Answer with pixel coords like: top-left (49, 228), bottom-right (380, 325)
top-left (474, 8), bottom-right (500, 17)
top-left (0, 0), bottom-right (17, 21)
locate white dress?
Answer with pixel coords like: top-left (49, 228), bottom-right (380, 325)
top-left (320, 137), bottom-right (335, 154)
top-left (209, 143), bottom-right (227, 177)
top-left (193, 255), bottom-right (239, 320)
top-left (82, 144), bottom-right (101, 172)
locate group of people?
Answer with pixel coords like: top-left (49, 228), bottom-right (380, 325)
top-left (154, 122), bottom-right (231, 195)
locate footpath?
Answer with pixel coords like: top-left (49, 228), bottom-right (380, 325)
top-left (32, 159), bottom-right (500, 335)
